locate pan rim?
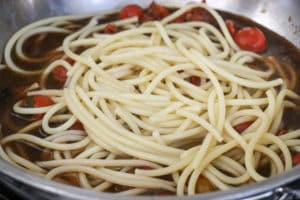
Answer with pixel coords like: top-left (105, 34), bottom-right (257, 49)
top-left (1, 159), bottom-right (300, 200)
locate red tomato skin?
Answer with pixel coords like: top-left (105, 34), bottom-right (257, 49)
top-left (65, 57), bottom-right (74, 65)
top-left (32, 95), bottom-right (54, 120)
top-left (104, 23), bottom-right (118, 34)
top-left (234, 27), bottom-right (267, 52)
top-left (148, 2), bottom-right (169, 19)
top-left (52, 65), bottom-right (67, 83)
top-left (142, 15), bottom-right (155, 22)
top-left (187, 8), bottom-right (215, 23)
top-left (33, 95), bottom-right (53, 108)
top-left (173, 7), bottom-right (214, 24)
top-left (190, 76), bottom-right (201, 86)
top-left (71, 121), bottom-right (84, 130)
top-left (173, 13), bottom-right (186, 23)
top-left (292, 154), bottom-right (300, 166)
top-left (225, 20), bottom-right (236, 35)
top-left (119, 4), bottom-right (144, 20)
top-left (32, 114), bottom-right (44, 120)
top-left (234, 121), bottom-right (254, 133)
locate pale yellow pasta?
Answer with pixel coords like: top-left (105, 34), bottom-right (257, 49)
top-left (0, 2), bottom-right (300, 196)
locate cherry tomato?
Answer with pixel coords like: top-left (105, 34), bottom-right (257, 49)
top-left (104, 23), bottom-right (118, 34)
top-left (32, 95), bottom-right (54, 120)
top-left (31, 113), bottom-right (44, 120)
top-left (148, 2), bottom-right (169, 19)
top-left (225, 20), bottom-right (236, 35)
top-left (142, 15), bottom-right (155, 22)
top-left (119, 4), bottom-right (144, 20)
top-left (190, 76), bottom-right (201, 86)
top-left (33, 95), bottom-right (54, 108)
top-left (292, 154), bottom-right (300, 166)
top-left (65, 57), bottom-right (75, 65)
top-left (173, 13), bottom-right (186, 23)
top-left (20, 95), bottom-right (53, 120)
top-left (71, 121), bottom-right (84, 130)
top-left (234, 27), bottom-right (267, 52)
top-left (234, 121), bottom-right (254, 133)
top-left (186, 8), bottom-right (214, 23)
top-left (173, 7), bottom-right (214, 24)
top-left (52, 65), bottom-right (67, 83)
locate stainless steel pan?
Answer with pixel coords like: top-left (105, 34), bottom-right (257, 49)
top-left (0, 0), bottom-right (300, 199)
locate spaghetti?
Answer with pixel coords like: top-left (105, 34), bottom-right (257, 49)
top-left (0, 2), bottom-right (300, 196)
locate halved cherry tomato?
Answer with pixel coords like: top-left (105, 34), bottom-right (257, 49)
top-left (234, 27), bottom-right (267, 52)
top-left (52, 65), bottom-right (67, 83)
top-left (71, 121), bottom-right (84, 130)
top-left (292, 154), bottom-right (300, 166)
top-left (119, 4), bottom-right (144, 20)
top-left (32, 95), bottom-right (54, 120)
top-left (190, 76), bottom-right (201, 86)
top-left (225, 20), bottom-right (236, 35)
top-left (234, 121), bottom-right (254, 133)
top-left (104, 23), bottom-right (118, 34)
top-left (148, 2), bottom-right (169, 19)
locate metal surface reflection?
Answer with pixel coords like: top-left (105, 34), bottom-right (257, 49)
top-left (0, 1), bottom-right (299, 200)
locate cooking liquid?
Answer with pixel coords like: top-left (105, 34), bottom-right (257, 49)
top-left (0, 9), bottom-right (300, 194)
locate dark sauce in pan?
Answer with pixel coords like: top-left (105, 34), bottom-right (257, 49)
top-left (0, 8), bottom-right (299, 194)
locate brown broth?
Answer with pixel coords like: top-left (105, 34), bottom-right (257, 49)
top-left (0, 8), bottom-right (300, 193)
